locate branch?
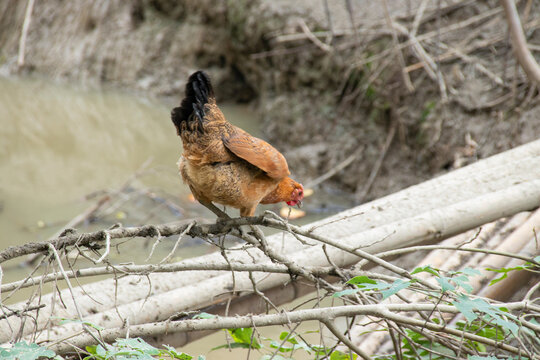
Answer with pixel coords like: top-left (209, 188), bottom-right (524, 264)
top-left (0, 261), bottom-right (340, 293)
top-left (357, 243), bottom-right (540, 268)
top-left (0, 304), bottom-right (45, 320)
top-left (382, 0), bottom-right (414, 92)
top-left (17, 0), bottom-right (35, 69)
top-left (354, 7), bottom-right (503, 68)
top-left (0, 217), bottom-right (268, 264)
top-left (500, 0), bottom-right (540, 83)
top-left (322, 319), bottom-right (371, 360)
top-left (48, 301), bottom-right (537, 356)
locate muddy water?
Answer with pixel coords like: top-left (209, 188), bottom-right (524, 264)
top-left (0, 77), bottom-right (173, 245)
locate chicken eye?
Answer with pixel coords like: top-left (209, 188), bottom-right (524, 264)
top-left (298, 190), bottom-right (303, 196)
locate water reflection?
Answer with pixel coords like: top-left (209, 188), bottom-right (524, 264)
top-left (0, 76), bottom-right (181, 248)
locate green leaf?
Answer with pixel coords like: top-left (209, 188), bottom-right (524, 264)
top-left (347, 275), bottom-right (377, 286)
top-left (452, 275), bottom-right (473, 293)
top-left (330, 349), bottom-right (358, 360)
top-left (460, 268), bottom-right (481, 277)
top-left (227, 328), bottom-right (261, 349)
top-left (381, 279), bottom-right (411, 299)
top-left (192, 312), bottom-right (215, 319)
top-left (332, 289), bottom-right (361, 297)
top-left (452, 295), bottom-right (478, 322)
top-left (270, 341), bottom-right (310, 353)
top-left (269, 341), bottom-right (294, 353)
top-left (211, 343), bottom-right (254, 351)
top-left (85, 345), bottom-right (98, 356)
top-left (278, 331), bottom-right (298, 344)
top-left (468, 356), bottom-right (501, 360)
top-left (175, 353), bottom-right (193, 360)
top-left (116, 338), bottom-right (160, 355)
top-left (456, 321), bottom-right (505, 341)
top-left (411, 265), bottom-right (440, 277)
top-left (436, 276), bottom-right (455, 292)
top-left (486, 264), bottom-right (530, 285)
top-left (335, 277), bottom-right (392, 297)
top-left (260, 355), bottom-right (289, 360)
top-left (94, 345), bottom-right (107, 357)
top-left (55, 317), bottom-right (105, 331)
top-left (0, 342), bottom-right (56, 360)
top-left (453, 294), bottom-right (519, 335)
top-left (162, 344), bottom-right (192, 359)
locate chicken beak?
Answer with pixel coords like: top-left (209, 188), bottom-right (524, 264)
top-left (296, 200), bottom-right (303, 208)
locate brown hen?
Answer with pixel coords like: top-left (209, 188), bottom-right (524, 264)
top-left (171, 71), bottom-right (304, 217)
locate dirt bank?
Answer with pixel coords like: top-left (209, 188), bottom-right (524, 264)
top-left (1, 0), bottom-right (539, 202)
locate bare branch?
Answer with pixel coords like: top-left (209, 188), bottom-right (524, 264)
top-left (500, 0), bottom-right (540, 83)
top-left (48, 301), bottom-right (538, 356)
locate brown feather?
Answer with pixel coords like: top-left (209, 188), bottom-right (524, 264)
top-left (223, 128), bottom-right (290, 180)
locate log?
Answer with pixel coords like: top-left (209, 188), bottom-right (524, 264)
top-left (463, 207), bottom-right (540, 294)
top-left (353, 211), bottom-right (532, 353)
top-left (1, 139), bottom-right (540, 345)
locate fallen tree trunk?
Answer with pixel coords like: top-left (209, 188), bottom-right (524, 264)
top-left (1, 139), bottom-right (540, 345)
top-left (353, 210), bottom-right (537, 353)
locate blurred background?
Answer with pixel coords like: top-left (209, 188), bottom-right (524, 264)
top-left (1, 0), bottom-right (540, 357)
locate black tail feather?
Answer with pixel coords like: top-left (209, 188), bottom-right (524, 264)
top-left (171, 71), bottom-right (214, 135)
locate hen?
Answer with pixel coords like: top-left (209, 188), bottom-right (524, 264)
top-left (171, 71), bottom-right (304, 217)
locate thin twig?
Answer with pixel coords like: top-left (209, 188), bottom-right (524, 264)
top-left (500, 0), bottom-right (540, 83)
top-left (94, 231), bottom-right (110, 264)
top-left (322, 319), bottom-right (371, 360)
top-left (356, 118), bottom-right (397, 202)
top-left (160, 222), bottom-right (195, 264)
top-left (17, 0), bottom-right (35, 69)
top-left (47, 244), bottom-right (107, 348)
top-left (296, 18), bottom-right (332, 52)
top-left (305, 146), bottom-right (364, 188)
top-left (382, 0), bottom-right (414, 92)
top-left (0, 304), bottom-right (46, 321)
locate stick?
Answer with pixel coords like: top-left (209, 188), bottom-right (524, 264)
top-left (297, 18), bottom-right (332, 52)
top-left (47, 244), bottom-right (106, 348)
top-left (382, 0), bottom-right (414, 92)
top-left (17, 0), bottom-right (35, 69)
top-left (356, 119), bottom-right (397, 202)
top-left (48, 302), bottom-right (538, 356)
top-left (500, 0), bottom-right (540, 83)
top-left (0, 304), bottom-right (45, 320)
top-left (354, 7), bottom-right (504, 68)
top-left (305, 146), bottom-right (364, 188)
top-left (323, 319), bottom-right (371, 360)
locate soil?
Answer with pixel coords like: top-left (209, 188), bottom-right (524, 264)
top-left (1, 0), bottom-right (539, 203)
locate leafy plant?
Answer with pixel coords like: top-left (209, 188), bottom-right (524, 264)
top-left (0, 342), bottom-right (56, 360)
top-left (84, 338), bottom-right (199, 360)
top-left (401, 329), bottom-right (455, 360)
top-left (212, 328), bottom-right (261, 350)
top-left (333, 275), bottom-right (412, 300)
top-left (486, 255), bottom-right (540, 285)
top-left (212, 328), bottom-right (359, 359)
